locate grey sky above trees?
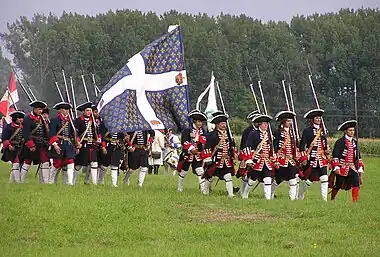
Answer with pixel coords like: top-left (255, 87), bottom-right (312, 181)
top-left (1, 0), bottom-right (378, 59)
top-left (1, 0), bottom-right (379, 33)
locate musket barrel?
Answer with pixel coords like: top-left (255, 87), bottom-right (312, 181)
top-left (70, 77), bottom-right (78, 118)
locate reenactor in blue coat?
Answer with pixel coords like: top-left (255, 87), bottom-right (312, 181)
top-left (21, 100), bottom-right (50, 183)
top-left (1, 111), bottom-right (25, 183)
top-left (48, 102), bottom-right (79, 185)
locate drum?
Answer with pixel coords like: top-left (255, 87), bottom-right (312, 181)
top-left (164, 150), bottom-right (179, 169)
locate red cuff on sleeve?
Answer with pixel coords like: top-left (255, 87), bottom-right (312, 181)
top-left (49, 136), bottom-right (59, 145)
top-left (199, 136), bottom-right (206, 144)
top-left (359, 159), bottom-right (364, 169)
top-left (201, 149), bottom-right (212, 159)
top-left (299, 151), bottom-right (308, 163)
top-left (148, 137), bottom-right (153, 144)
top-left (331, 158), bottom-right (340, 169)
top-left (25, 139), bottom-right (35, 149)
top-left (102, 141), bottom-right (107, 148)
top-left (2, 140), bottom-right (11, 149)
top-left (183, 141), bottom-right (192, 151)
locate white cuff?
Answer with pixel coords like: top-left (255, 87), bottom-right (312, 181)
top-left (204, 157), bottom-right (212, 163)
top-left (358, 167), bottom-right (364, 173)
top-left (333, 166), bottom-right (340, 171)
top-left (188, 145), bottom-right (195, 152)
top-left (52, 142), bottom-right (58, 146)
top-left (246, 159), bottom-right (253, 164)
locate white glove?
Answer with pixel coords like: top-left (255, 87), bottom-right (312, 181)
top-left (334, 166), bottom-right (340, 171)
top-left (358, 167), bottom-right (364, 173)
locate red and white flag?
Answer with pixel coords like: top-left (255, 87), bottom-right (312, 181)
top-left (0, 72), bottom-right (19, 124)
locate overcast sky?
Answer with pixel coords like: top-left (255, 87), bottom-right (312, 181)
top-left (1, 0), bottom-right (379, 33)
top-left (1, 0), bottom-right (379, 58)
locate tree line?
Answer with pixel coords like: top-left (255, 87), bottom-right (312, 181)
top-left (0, 8), bottom-right (380, 136)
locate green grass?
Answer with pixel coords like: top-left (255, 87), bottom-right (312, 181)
top-left (1, 158), bottom-right (380, 257)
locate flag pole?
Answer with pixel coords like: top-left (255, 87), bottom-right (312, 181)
top-left (177, 24), bottom-right (191, 127)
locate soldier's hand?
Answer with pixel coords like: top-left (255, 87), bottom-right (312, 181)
top-left (76, 144), bottom-right (82, 149)
top-left (30, 147), bottom-right (36, 152)
top-left (8, 145), bottom-right (15, 152)
top-left (102, 147), bottom-right (107, 155)
top-left (191, 149), bottom-right (198, 155)
top-left (128, 147), bottom-right (135, 152)
top-left (75, 148), bottom-right (80, 154)
top-left (246, 163), bottom-right (253, 169)
top-left (54, 144), bottom-right (61, 155)
top-left (301, 160), bottom-right (307, 166)
top-left (274, 162), bottom-right (280, 170)
top-left (334, 168), bottom-right (340, 175)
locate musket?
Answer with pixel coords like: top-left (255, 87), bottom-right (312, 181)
top-left (255, 65), bottom-right (274, 145)
top-left (245, 66), bottom-right (261, 113)
top-left (306, 59), bottom-right (328, 136)
top-left (10, 66), bottom-right (33, 102)
top-left (61, 69), bottom-right (71, 103)
top-left (91, 74), bottom-right (99, 98)
top-left (215, 81), bottom-right (233, 140)
top-left (287, 64), bottom-right (300, 142)
top-left (70, 76), bottom-right (78, 118)
top-left (90, 55), bottom-right (101, 97)
top-left (354, 80), bottom-right (360, 169)
top-left (79, 58), bottom-right (99, 135)
top-left (52, 70), bottom-right (64, 101)
top-left (281, 77), bottom-right (290, 110)
top-left (61, 69), bottom-right (77, 121)
top-left (281, 73), bottom-right (299, 155)
top-left (18, 72), bottom-right (37, 101)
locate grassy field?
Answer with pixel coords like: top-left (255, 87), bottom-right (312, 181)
top-left (1, 158), bottom-right (380, 257)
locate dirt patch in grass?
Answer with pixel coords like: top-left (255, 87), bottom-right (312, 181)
top-left (190, 209), bottom-right (272, 223)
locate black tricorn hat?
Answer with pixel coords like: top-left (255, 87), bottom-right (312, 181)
top-left (188, 109), bottom-right (207, 122)
top-left (252, 114), bottom-right (273, 123)
top-left (29, 100), bottom-right (47, 109)
top-left (275, 110), bottom-right (296, 121)
top-left (53, 102), bottom-right (73, 110)
top-left (76, 101), bottom-right (93, 112)
top-left (337, 120), bottom-right (357, 131)
top-left (303, 109), bottom-right (324, 119)
top-left (211, 110), bottom-right (224, 117)
top-left (10, 110), bottom-right (25, 119)
top-left (210, 113), bottom-right (229, 124)
top-left (247, 110), bottom-right (260, 120)
top-left (91, 104), bottom-right (98, 110)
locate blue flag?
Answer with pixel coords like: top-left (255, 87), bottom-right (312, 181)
top-left (97, 25), bottom-right (190, 133)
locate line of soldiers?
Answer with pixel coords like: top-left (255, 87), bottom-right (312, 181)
top-left (1, 100), bottom-right (166, 188)
top-left (2, 101), bottom-right (364, 202)
top-left (177, 108), bottom-right (364, 202)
